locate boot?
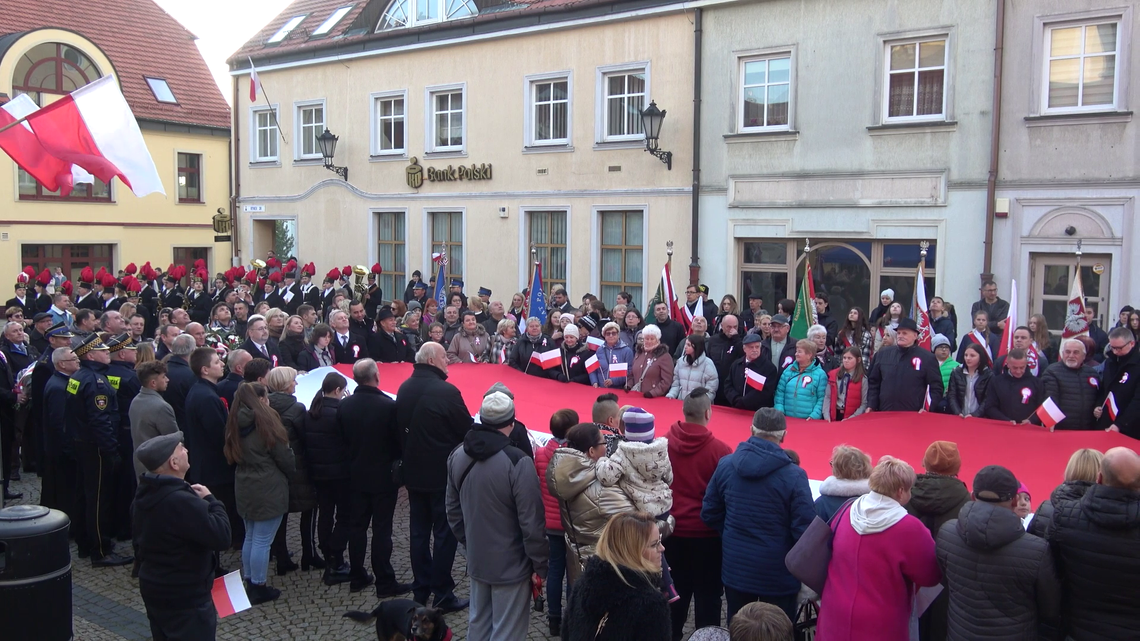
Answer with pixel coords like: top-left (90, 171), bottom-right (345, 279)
top-left (322, 557), bottom-right (352, 586)
top-left (245, 582), bottom-right (281, 605)
top-left (301, 549), bottom-right (325, 571)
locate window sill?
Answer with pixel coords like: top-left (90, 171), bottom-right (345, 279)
top-left (370, 153), bottom-right (409, 163)
top-left (248, 160), bottom-right (281, 168)
top-left (292, 158), bottom-right (325, 167)
top-left (176, 200), bottom-right (205, 205)
top-left (724, 130), bottom-right (799, 143)
top-left (17, 196), bottom-right (115, 204)
top-left (1024, 111), bottom-right (1133, 127)
top-left (867, 120), bottom-right (957, 135)
top-left (423, 150), bottom-right (468, 160)
top-left (522, 144), bottom-right (574, 155)
top-left (592, 140), bottom-right (646, 151)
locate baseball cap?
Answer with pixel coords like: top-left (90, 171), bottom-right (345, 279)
top-left (973, 465), bottom-right (1019, 503)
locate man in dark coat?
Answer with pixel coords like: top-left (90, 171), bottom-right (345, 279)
top-left (237, 316), bottom-right (281, 366)
top-left (1044, 447), bottom-right (1140, 640)
top-left (970, 280), bottom-right (1010, 335)
top-left (395, 342), bottom-right (473, 612)
top-left (329, 310), bottom-right (367, 365)
top-left (721, 334), bottom-right (777, 410)
top-left (216, 350), bottom-right (251, 408)
top-left (936, 465), bottom-right (1062, 640)
top-left (182, 347), bottom-right (240, 548)
top-left (368, 307), bottom-right (414, 363)
top-left (707, 315), bottom-right (743, 404)
top-left (132, 433), bottom-right (231, 641)
top-left (338, 358), bottom-right (411, 596)
top-left (983, 349), bottom-right (1041, 424)
top-left (161, 335), bottom-right (197, 431)
top-left (1097, 327), bottom-right (1140, 437)
top-left (650, 301), bottom-right (686, 355)
top-left (1039, 339), bottom-right (1099, 430)
top-left (867, 318), bottom-right (944, 412)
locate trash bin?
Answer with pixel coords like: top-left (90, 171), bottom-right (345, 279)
top-left (0, 505), bottom-right (72, 640)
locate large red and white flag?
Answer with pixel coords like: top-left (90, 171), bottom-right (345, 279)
top-left (1062, 270), bottom-right (1089, 339)
top-left (0, 95), bottom-right (93, 195)
top-left (211, 570), bottom-right (251, 618)
top-left (655, 260), bottom-right (690, 333)
top-left (530, 349), bottom-right (561, 370)
top-left (997, 279), bottom-right (1018, 358)
top-left (910, 262), bottom-right (934, 350)
top-left (21, 75), bottom-right (164, 197)
top-left (1035, 397), bottom-right (1066, 431)
top-left (249, 58), bottom-right (261, 103)
top-left (745, 369), bottom-right (766, 391)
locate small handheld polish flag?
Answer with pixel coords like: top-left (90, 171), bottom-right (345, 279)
top-left (585, 336), bottom-right (605, 350)
top-left (745, 369), bottom-right (766, 391)
top-left (1106, 392), bottom-right (1119, 421)
top-left (609, 362), bottom-right (628, 376)
top-left (530, 349), bottom-right (561, 370)
top-left (1035, 397), bottom-right (1066, 432)
top-left (585, 354), bottom-right (600, 373)
top-left (212, 570), bottom-right (252, 618)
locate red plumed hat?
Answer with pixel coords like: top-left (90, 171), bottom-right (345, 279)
top-left (285, 259), bottom-right (297, 273)
top-left (126, 277), bottom-right (142, 294)
top-left (124, 262), bottom-right (137, 275)
top-left (266, 257), bottom-right (280, 269)
top-left (22, 265), bottom-right (36, 280)
top-left (371, 263), bottom-right (383, 275)
top-left (268, 271), bottom-right (283, 284)
top-left (79, 266), bottom-right (94, 287)
top-left (37, 269), bottom-right (52, 286)
top-left (61, 280), bottom-right (73, 296)
top-left (95, 267), bottom-right (107, 281)
top-left (16, 270), bottom-right (30, 288)
top-left (244, 268), bottom-right (258, 283)
top-left (326, 268), bottom-right (341, 281)
top-left (193, 258), bottom-right (206, 270)
top-left (100, 273), bottom-right (118, 289)
top-left (302, 262), bottom-right (316, 277)
top-left (341, 265), bottom-right (352, 277)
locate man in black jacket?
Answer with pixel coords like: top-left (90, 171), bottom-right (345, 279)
top-left (238, 315), bottom-right (281, 367)
top-left (396, 342), bottom-right (473, 612)
top-left (161, 335), bottom-right (197, 431)
top-left (368, 307), bottom-right (413, 363)
top-left (182, 347), bottom-right (241, 549)
top-left (132, 432), bottom-right (231, 641)
top-left (329, 310), bottom-right (367, 364)
top-left (651, 301), bottom-right (687, 355)
top-left (982, 349), bottom-right (1040, 424)
top-left (722, 334), bottom-right (778, 410)
top-left (1097, 327), bottom-right (1140, 436)
top-left (1039, 339), bottom-right (1099, 430)
top-left (867, 318), bottom-right (944, 412)
top-left (216, 349), bottom-right (250, 408)
top-left (707, 315), bottom-right (743, 405)
top-left (338, 359), bottom-right (411, 596)
top-left (936, 465), bottom-right (1061, 640)
top-left (1045, 447), bottom-right (1140, 639)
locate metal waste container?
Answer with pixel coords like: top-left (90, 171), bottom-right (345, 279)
top-left (0, 505), bottom-right (72, 640)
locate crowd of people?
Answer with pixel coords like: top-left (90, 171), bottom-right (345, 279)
top-left (1, 255), bottom-right (1139, 640)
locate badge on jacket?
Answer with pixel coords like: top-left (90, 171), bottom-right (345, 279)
top-left (1020, 388), bottom-right (1032, 404)
top-left (95, 395), bottom-right (109, 410)
top-left (67, 379), bottom-right (80, 394)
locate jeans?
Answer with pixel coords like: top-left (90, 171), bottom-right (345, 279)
top-left (407, 489), bottom-right (458, 605)
top-left (242, 515), bottom-right (283, 585)
top-left (547, 532), bottom-right (569, 619)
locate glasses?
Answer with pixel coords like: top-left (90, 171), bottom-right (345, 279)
top-left (1110, 342), bottom-right (1134, 352)
top-left (594, 440), bottom-right (606, 448)
top-left (603, 330), bottom-right (618, 335)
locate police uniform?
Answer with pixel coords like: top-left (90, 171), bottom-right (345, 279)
top-left (105, 334), bottom-right (141, 539)
top-left (67, 334), bottom-right (133, 566)
top-left (161, 280), bottom-right (185, 311)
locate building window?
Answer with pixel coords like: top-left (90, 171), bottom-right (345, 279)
top-left (268, 15), bottom-right (307, 44)
top-left (1044, 21), bottom-right (1119, 112)
top-left (22, 244), bottom-right (113, 283)
top-left (173, 247), bottom-right (210, 280)
top-left (296, 102), bottom-right (325, 159)
top-left (145, 77), bottom-right (178, 104)
top-left (373, 93), bottom-right (406, 155)
top-left (740, 55), bottom-right (791, 130)
top-left (314, 5), bottom-right (354, 36)
top-left (431, 211), bottom-right (463, 282)
top-left (253, 107), bottom-right (279, 161)
top-left (529, 211), bottom-right (567, 293)
top-left (377, 212), bottom-right (406, 301)
top-left (177, 153), bottom-right (202, 203)
top-left (530, 77), bottom-right (570, 146)
top-left (602, 68), bottom-right (647, 141)
top-left (428, 88), bottom-right (464, 153)
top-left (884, 37), bottom-right (947, 121)
top-left (377, 0), bottom-right (477, 30)
top-left (599, 210), bottom-right (643, 307)
top-left (18, 172), bottom-right (111, 201)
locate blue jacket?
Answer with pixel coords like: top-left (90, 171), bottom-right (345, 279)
top-left (774, 360), bottom-right (826, 419)
top-left (701, 437), bottom-right (815, 596)
top-left (589, 341), bottom-right (634, 388)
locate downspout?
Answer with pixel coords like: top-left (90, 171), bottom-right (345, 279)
top-left (689, 7), bottom-right (702, 287)
top-left (230, 69), bottom-right (242, 264)
top-left (981, 0), bottom-right (1005, 282)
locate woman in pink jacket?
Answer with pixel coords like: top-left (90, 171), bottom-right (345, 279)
top-left (817, 455), bottom-right (942, 641)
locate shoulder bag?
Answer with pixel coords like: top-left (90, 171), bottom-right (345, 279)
top-left (784, 497), bottom-right (857, 594)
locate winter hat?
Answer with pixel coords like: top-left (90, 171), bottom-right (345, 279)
top-left (480, 391), bottom-right (515, 428)
top-left (881, 288), bottom-right (895, 300)
top-left (484, 382), bottom-right (514, 400)
top-left (135, 432), bottom-right (183, 472)
top-left (923, 441), bottom-right (961, 476)
top-left (1017, 482), bottom-right (1030, 499)
top-left (751, 407), bottom-right (786, 434)
top-left (622, 407), bottom-right (655, 442)
top-left (931, 334), bottom-right (951, 350)
top-left (973, 465), bottom-right (1019, 503)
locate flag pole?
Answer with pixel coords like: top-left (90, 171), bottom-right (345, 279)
top-left (665, 239), bottom-right (674, 308)
top-left (526, 245), bottom-right (537, 318)
top-left (0, 112), bottom-right (32, 135)
top-left (250, 57), bottom-right (287, 145)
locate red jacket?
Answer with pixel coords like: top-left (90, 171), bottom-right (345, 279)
top-left (534, 437), bottom-right (563, 533)
top-left (826, 368), bottom-right (863, 421)
top-left (666, 420), bottom-right (732, 537)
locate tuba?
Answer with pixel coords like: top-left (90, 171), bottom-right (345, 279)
top-left (251, 259), bottom-right (267, 271)
top-left (352, 265), bottom-right (368, 302)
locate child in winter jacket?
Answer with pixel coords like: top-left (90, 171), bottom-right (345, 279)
top-left (596, 407), bottom-right (678, 603)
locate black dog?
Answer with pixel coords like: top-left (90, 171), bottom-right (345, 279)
top-left (344, 599), bottom-right (451, 641)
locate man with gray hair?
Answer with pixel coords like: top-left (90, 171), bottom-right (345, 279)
top-left (1038, 338), bottom-right (1099, 430)
top-left (217, 349), bottom-right (251, 407)
top-left (162, 334), bottom-right (197, 431)
top-left (184, 322), bottom-right (207, 348)
top-left (702, 407), bottom-right (814, 623)
top-left (98, 310), bottom-right (126, 335)
top-left (154, 324), bottom-right (180, 361)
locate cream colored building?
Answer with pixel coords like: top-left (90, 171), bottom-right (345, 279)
top-left (0, 1), bottom-right (232, 281)
top-left (231, 0), bottom-right (695, 309)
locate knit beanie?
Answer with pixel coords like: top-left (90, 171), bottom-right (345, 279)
top-left (923, 441), bottom-right (961, 476)
top-left (480, 391), bottom-right (515, 429)
top-left (622, 407), bottom-right (655, 442)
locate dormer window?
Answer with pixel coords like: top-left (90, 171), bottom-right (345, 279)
top-left (313, 6), bottom-right (354, 36)
top-left (268, 15), bottom-right (307, 43)
top-left (377, 0), bottom-right (477, 31)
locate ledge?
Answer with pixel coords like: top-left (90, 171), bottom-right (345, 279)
top-left (247, 161), bottom-right (281, 169)
top-left (866, 120), bottom-right (957, 135)
top-left (592, 140), bottom-right (645, 151)
top-left (522, 144), bottom-right (575, 155)
top-left (724, 130), bottom-right (799, 143)
top-left (369, 153), bottom-right (409, 163)
top-left (1024, 111), bottom-right (1133, 127)
top-left (423, 150), bottom-right (468, 160)
top-left (291, 158), bottom-right (324, 167)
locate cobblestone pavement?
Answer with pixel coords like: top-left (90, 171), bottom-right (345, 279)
top-left (8, 473), bottom-right (711, 640)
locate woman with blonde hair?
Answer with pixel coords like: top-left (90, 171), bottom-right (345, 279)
top-left (1028, 448), bottom-right (1104, 538)
top-left (263, 307), bottom-right (287, 343)
top-left (265, 367), bottom-right (320, 573)
top-left (563, 511), bottom-right (672, 641)
top-left (278, 314), bottom-right (307, 369)
top-left (817, 455), bottom-right (941, 640)
top-left (135, 341), bottom-right (156, 365)
top-left (224, 382), bottom-right (295, 604)
top-left (813, 445), bottom-right (873, 521)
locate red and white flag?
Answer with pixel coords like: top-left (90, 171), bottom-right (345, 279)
top-left (1105, 392), bottom-right (1119, 421)
top-left (1035, 397), bottom-right (1066, 431)
top-left (745, 368), bottom-right (766, 391)
top-left (20, 75), bottom-right (164, 197)
top-left (530, 349), bottom-right (561, 370)
top-left (0, 94), bottom-right (93, 195)
top-left (656, 260), bottom-right (691, 333)
top-left (609, 362), bottom-right (628, 376)
top-left (585, 354), bottom-right (600, 373)
top-left (911, 261), bottom-right (934, 350)
top-left (249, 58), bottom-right (261, 103)
top-left (923, 385), bottom-right (932, 412)
top-left (997, 280), bottom-right (1018, 358)
top-left (212, 570), bottom-right (252, 618)
top-left (585, 336), bottom-right (604, 350)
top-left (1062, 270), bottom-right (1089, 339)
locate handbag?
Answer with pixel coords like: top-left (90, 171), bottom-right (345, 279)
top-left (794, 600), bottom-right (819, 641)
top-left (784, 498), bottom-right (857, 594)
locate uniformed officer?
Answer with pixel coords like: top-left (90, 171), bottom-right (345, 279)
top-left (30, 322), bottom-right (75, 509)
top-left (67, 333), bottom-right (133, 567)
top-left (161, 272), bottom-right (185, 311)
top-left (105, 333), bottom-right (142, 539)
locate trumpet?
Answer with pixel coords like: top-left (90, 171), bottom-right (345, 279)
top-left (252, 259), bottom-right (267, 270)
top-left (352, 265), bottom-right (368, 302)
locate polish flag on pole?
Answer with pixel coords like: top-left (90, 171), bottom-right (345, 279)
top-left (911, 262), bottom-right (934, 350)
top-left (585, 336), bottom-right (605, 350)
top-left (530, 349), bottom-right (561, 370)
top-left (998, 280), bottom-right (1018, 358)
top-left (249, 58), bottom-right (261, 103)
top-left (1062, 270), bottom-right (1089, 339)
top-left (21, 75), bottom-right (165, 197)
top-left (1035, 397), bottom-right (1066, 432)
top-left (923, 385), bottom-right (932, 411)
top-left (585, 354), bottom-right (600, 373)
top-left (212, 570), bottom-right (252, 618)
top-left (745, 369), bottom-right (766, 391)
top-left (1105, 392), bottom-right (1119, 421)
top-left (0, 94), bottom-right (92, 195)
top-left (609, 362), bottom-right (628, 376)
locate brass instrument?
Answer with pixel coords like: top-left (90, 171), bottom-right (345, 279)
top-left (352, 265), bottom-right (368, 302)
top-left (252, 259), bottom-right (267, 270)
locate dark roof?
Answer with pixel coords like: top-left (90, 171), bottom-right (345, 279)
top-left (0, 0), bottom-right (230, 130)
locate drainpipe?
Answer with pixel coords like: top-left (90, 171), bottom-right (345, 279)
top-left (982, 0), bottom-right (1005, 282)
top-left (688, 7), bottom-right (702, 287)
top-left (230, 69), bottom-right (242, 264)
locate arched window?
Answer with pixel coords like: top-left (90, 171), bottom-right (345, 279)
top-left (11, 42), bottom-right (110, 201)
top-left (377, 0), bottom-right (477, 31)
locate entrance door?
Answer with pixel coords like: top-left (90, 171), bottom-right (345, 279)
top-left (1030, 254), bottom-right (1111, 334)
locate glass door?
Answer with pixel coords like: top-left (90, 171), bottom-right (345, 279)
top-left (1030, 254), bottom-right (1111, 334)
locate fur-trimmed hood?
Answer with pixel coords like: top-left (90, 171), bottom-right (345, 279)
top-left (818, 476), bottom-right (871, 498)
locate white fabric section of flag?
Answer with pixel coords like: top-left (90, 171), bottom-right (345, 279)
top-left (1036, 397), bottom-right (1066, 431)
top-left (911, 262), bottom-right (933, 350)
top-left (70, 76), bottom-right (165, 197)
top-left (924, 385), bottom-right (931, 411)
top-left (585, 336), bottom-right (604, 350)
top-left (4, 94), bottom-right (95, 185)
top-left (609, 362), bottom-right (628, 375)
top-left (212, 570), bottom-right (251, 617)
top-left (998, 280), bottom-right (1018, 357)
top-left (531, 349), bottom-right (561, 369)
top-left (745, 369), bottom-right (766, 391)
top-left (248, 58), bottom-right (260, 103)
top-left (1106, 392), bottom-right (1119, 421)
top-left (585, 354), bottom-right (600, 372)
top-left (1062, 270), bottom-right (1088, 339)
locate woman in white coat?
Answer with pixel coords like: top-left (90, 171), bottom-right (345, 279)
top-left (667, 334), bottom-right (719, 400)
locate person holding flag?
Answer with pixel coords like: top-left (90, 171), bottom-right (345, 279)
top-left (722, 334), bottom-right (778, 410)
top-left (866, 318), bottom-right (944, 413)
top-left (509, 317), bottom-right (557, 379)
top-left (588, 322), bottom-right (634, 389)
top-left (1096, 328), bottom-right (1140, 436)
top-left (1039, 339), bottom-right (1100, 431)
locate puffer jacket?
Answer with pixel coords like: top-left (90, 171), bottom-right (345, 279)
top-left (1026, 480), bottom-right (1093, 539)
top-left (509, 332), bottom-right (556, 378)
top-left (937, 501), bottom-right (1062, 641)
top-left (589, 340), bottom-right (634, 388)
top-left (298, 396), bottom-right (350, 482)
top-left (546, 447), bottom-right (636, 560)
top-left (595, 437), bottom-right (673, 517)
top-left (1044, 483), bottom-right (1140, 639)
top-left (446, 325), bottom-right (492, 364)
top-left (233, 407), bottom-right (295, 522)
top-left (627, 343), bottom-right (674, 398)
top-left (774, 359), bottom-right (826, 419)
top-left (667, 353), bottom-right (718, 400)
top-left (813, 476), bottom-right (870, 522)
top-left (946, 366), bottom-right (993, 417)
top-left (269, 392), bottom-right (316, 512)
top-left (1039, 362), bottom-right (1100, 430)
top-left (907, 473), bottom-right (971, 537)
top-left (534, 438), bottom-right (564, 533)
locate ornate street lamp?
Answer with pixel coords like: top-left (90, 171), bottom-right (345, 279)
top-left (316, 128), bottom-right (348, 181)
top-left (639, 101), bottom-right (672, 170)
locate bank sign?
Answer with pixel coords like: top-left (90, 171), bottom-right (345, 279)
top-left (406, 157), bottom-right (492, 189)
